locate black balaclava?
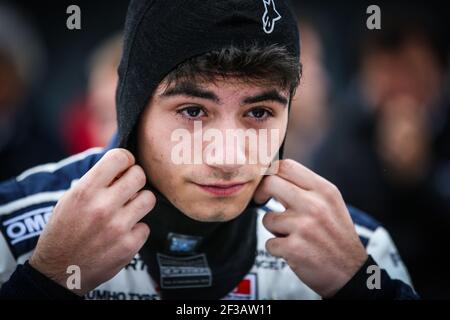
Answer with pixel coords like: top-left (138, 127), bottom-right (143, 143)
top-left (116, 0), bottom-right (300, 299)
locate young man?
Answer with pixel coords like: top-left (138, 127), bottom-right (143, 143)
top-left (0, 0), bottom-right (418, 299)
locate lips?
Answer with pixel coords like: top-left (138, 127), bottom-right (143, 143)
top-left (195, 182), bottom-right (247, 196)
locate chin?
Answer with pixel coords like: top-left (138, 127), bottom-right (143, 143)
top-left (164, 180), bottom-right (258, 223)
top-left (182, 202), bottom-right (248, 222)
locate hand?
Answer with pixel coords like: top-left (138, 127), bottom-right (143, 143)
top-left (29, 148), bottom-right (156, 296)
top-left (254, 159), bottom-right (367, 298)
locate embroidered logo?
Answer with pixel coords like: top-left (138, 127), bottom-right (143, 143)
top-left (262, 0), bottom-right (282, 34)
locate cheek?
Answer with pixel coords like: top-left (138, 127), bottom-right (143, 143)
top-left (258, 115), bottom-right (289, 156)
top-left (137, 111), bottom-right (180, 183)
top-left (280, 110), bottom-right (289, 136)
top-left (139, 111), bottom-right (176, 160)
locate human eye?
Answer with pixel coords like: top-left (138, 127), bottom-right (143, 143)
top-left (176, 105), bottom-right (207, 120)
top-left (245, 107), bottom-right (274, 122)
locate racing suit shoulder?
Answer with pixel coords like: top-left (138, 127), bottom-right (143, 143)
top-left (256, 199), bottom-right (418, 299)
top-left (347, 204), bottom-right (413, 286)
top-left (0, 148), bottom-right (105, 285)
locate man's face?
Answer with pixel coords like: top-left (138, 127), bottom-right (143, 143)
top-left (137, 78), bottom-right (289, 222)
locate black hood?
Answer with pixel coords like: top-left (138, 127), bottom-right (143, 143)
top-left (115, 0), bottom-right (300, 299)
top-left (116, 0), bottom-right (300, 149)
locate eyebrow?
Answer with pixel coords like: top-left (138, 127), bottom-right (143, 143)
top-left (161, 82), bottom-right (220, 103)
top-left (241, 90), bottom-right (288, 106)
top-left (161, 82), bottom-right (288, 106)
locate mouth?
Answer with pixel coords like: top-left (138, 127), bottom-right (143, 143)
top-left (193, 181), bottom-right (248, 196)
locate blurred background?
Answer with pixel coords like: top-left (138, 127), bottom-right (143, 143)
top-left (0, 0), bottom-right (449, 298)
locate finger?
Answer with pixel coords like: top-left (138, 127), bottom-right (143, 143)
top-left (265, 237), bottom-right (289, 258)
top-left (254, 175), bottom-right (309, 209)
top-left (123, 190), bottom-right (156, 228)
top-left (80, 149), bottom-right (135, 190)
top-left (118, 222), bottom-right (151, 264)
top-left (109, 165), bottom-right (147, 206)
top-left (276, 159), bottom-right (322, 191)
top-left (129, 222), bottom-right (151, 250)
top-left (262, 211), bottom-right (296, 236)
top-left (277, 160), bottom-right (345, 218)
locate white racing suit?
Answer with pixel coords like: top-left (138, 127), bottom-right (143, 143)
top-left (0, 146), bottom-right (418, 299)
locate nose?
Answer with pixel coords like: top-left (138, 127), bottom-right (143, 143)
top-left (202, 119), bottom-right (249, 173)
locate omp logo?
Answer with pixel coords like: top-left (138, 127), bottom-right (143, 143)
top-left (2, 206), bottom-right (53, 245)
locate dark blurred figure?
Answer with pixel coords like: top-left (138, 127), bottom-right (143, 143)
top-left (61, 33), bottom-right (121, 154)
top-left (284, 21), bottom-right (331, 166)
top-left (313, 20), bottom-right (450, 298)
top-left (0, 4), bottom-right (65, 181)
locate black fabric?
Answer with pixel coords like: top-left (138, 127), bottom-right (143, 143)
top-left (140, 186), bottom-right (258, 300)
top-left (0, 262), bottom-right (83, 300)
top-left (116, 0), bottom-right (299, 300)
